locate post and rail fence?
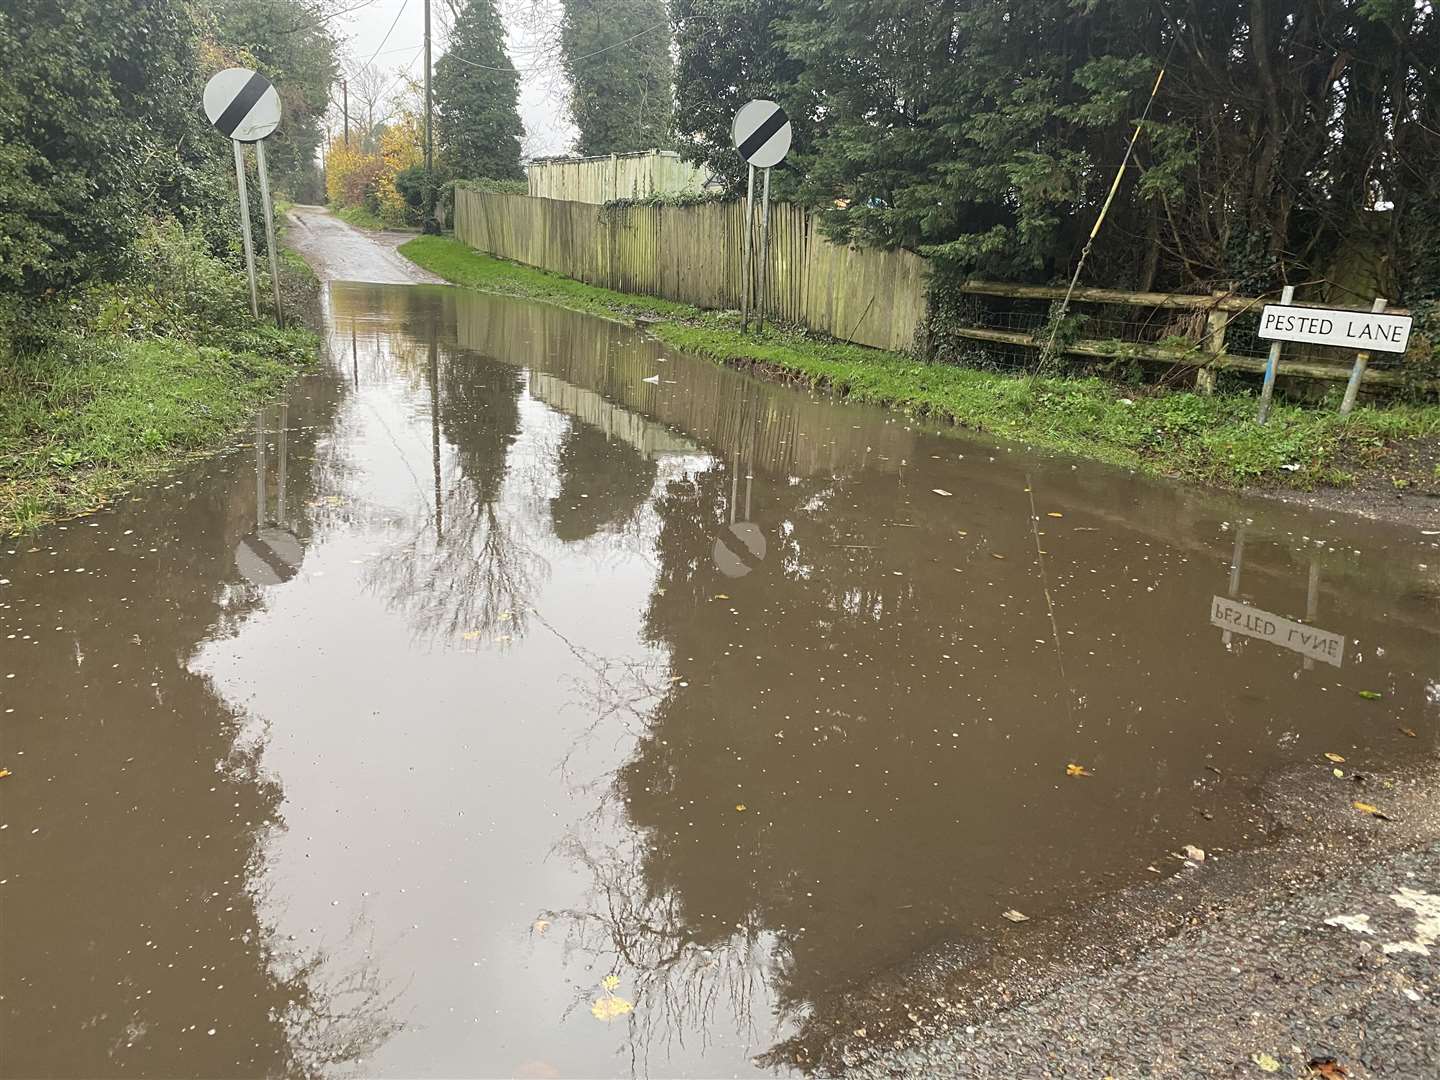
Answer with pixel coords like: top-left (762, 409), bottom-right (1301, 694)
top-left (451, 187), bottom-right (1431, 399)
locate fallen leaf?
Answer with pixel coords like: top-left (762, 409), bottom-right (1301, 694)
top-left (1253, 1051), bottom-right (1282, 1073)
top-left (1183, 844), bottom-right (1206, 862)
top-left (990, 553), bottom-right (1006, 560)
top-left (1399, 727), bottom-right (1417, 738)
top-left (1308, 1057), bottom-right (1348, 1078)
top-left (1001, 909), bottom-right (1029, 923)
top-left (1047, 512), bottom-right (1063, 518)
top-left (1333, 768), bottom-right (1345, 778)
top-left (1324, 752), bottom-right (1346, 763)
top-left (734, 803), bottom-right (747, 812)
top-left (712, 593), bottom-right (730, 601)
top-left (601, 974), bottom-right (621, 990)
top-left (497, 611), bottom-right (513, 622)
top-left (931, 488), bottom-right (953, 497)
top-left (1353, 801), bottom-right (1392, 820)
top-left (590, 995), bottom-right (634, 1021)
top-left (1146, 865), bottom-right (1161, 873)
top-left (0, 768), bottom-right (10, 779)
top-left (1358, 690), bottom-right (1383, 700)
top-left (532, 919), bottom-right (550, 935)
top-left (1065, 762), bottom-right (1092, 777)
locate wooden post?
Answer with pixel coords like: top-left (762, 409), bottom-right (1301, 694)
top-left (1257, 284), bottom-right (1294, 425)
top-left (1303, 557), bottom-right (1319, 671)
top-left (1340, 297), bottom-right (1388, 415)
top-left (1197, 290), bottom-right (1228, 394)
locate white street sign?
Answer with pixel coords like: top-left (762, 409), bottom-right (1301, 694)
top-left (732, 99), bottom-right (791, 168)
top-left (1257, 303), bottom-right (1412, 354)
top-left (204, 68), bottom-right (282, 143)
top-left (1209, 595), bottom-right (1344, 668)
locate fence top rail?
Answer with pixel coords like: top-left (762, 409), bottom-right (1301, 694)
top-left (526, 149), bottom-right (683, 166)
top-left (957, 279), bottom-right (1410, 316)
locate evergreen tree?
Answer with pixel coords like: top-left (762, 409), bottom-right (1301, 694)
top-left (433, 0), bottom-right (526, 180)
top-left (560, 0), bottom-right (673, 155)
top-left (672, 0), bottom-right (811, 196)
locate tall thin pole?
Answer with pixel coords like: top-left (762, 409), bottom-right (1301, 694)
top-left (1340, 297), bottom-right (1388, 415)
top-left (740, 163), bottom-right (755, 332)
top-left (342, 79), bottom-right (350, 146)
top-left (254, 138), bottom-right (285, 327)
top-left (233, 140), bottom-right (260, 319)
top-left (423, 0), bottom-right (435, 229)
top-left (1256, 284), bottom-right (1294, 425)
top-left (756, 167), bottom-right (772, 334)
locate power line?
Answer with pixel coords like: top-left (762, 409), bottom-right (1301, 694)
top-left (363, 0), bottom-right (411, 67)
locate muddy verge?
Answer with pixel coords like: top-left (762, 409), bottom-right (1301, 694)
top-left (763, 761), bottom-right (1440, 1076)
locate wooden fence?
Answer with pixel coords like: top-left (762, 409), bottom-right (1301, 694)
top-left (453, 188), bottom-right (929, 353)
top-left (525, 150), bottom-right (710, 204)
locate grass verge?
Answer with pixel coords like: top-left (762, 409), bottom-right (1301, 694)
top-left (1, 328), bottom-right (314, 534)
top-left (331, 204), bottom-right (391, 231)
top-left (400, 235), bottom-right (1440, 493)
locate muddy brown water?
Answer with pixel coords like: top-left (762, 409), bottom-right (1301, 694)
top-left (2, 282), bottom-right (1437, 1079)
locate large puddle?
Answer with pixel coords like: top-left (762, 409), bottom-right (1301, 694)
top-left (2, 283), bottom-right (1437, 1078)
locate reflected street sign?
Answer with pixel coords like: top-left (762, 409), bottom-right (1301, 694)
top-left (1209, 595), bottom-right (1344, 668)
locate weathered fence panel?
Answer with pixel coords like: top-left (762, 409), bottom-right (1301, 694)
top-left (526, 150), bottom-right (711, 204)
top-left (454, 187), bottom-right (928, 353)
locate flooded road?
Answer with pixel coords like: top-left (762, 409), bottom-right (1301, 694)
top-left (2, 281), bottom-right (1438, 1078)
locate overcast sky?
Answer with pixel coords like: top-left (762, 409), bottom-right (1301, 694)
top-left (334, 0), bottom-right (575, 156)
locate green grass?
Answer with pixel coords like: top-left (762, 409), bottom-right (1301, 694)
top-left (0, 327), bottom-right (314, 534)
top-left (332, 204), bottom-right (390, 231)
top-left (400, 235), bottom-right (1440, 492)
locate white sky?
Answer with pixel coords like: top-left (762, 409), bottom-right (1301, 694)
top-left (333, 0), bottom-right (575, 157)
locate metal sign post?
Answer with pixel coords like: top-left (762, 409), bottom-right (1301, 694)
top-left (1339, 297), bottom-right (1389, 415)
top-left (1256, 284), bottom-right (1294, 425)
top-left (741, 163), bottom-right (756, 332)
top-left (732, 100), bottom-right (792, 334)
top-left (757, 166), bottom-right (773, 333)
top-left (253, 139), bottom-right (285, 328)
top-left (231, 140), bottom-right (261, 319)
top-left (203, 68), bottom-right (284, 325)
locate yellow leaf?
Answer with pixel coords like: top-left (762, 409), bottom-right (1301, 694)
top-left (1324, 752), bottom-right (1346, 763)
top-left (712, 594), bottom-right (730, 601)
top-left (0, 768), bottom-right (10, 779)
top-left (1047, 512), bottom-right (1063, 518)
top-left (1354, 802), bottom-right (1379, 814)
top-left (590, 995), bottom-right (633, 1021)
top-left (532, 919), bottom-right (550, 935)
top-left (497, 612), bottom-right (513, 622)
top-left (735, 803), bottom-right (747, 812)
top-left (1333, 768), bottom-right (1344, 778)
top-left (1399, 727), bottom-right (1417, 738)
top-left (601, 974), bottom-right (620, 990)
top-left (1066, 763), bottom-right (1091, 777)
top-left (1253, 1052), bottom-right (1282, 1073)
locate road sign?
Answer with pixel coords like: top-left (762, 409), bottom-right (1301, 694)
top-left (1257, 303), bottom-right (1412, 354)
top-left (203, 68), bottom-right (282, 142)
top-left (713, 522), bottom-right (767, 578)
top-left (732, 99), bottom-right (791, 169)
top-left (1209, 595), bottom-right (1344, 668)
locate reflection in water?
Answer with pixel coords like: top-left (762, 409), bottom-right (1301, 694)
top-left (4, 281), bottom-right (1437, 1078)
top-left (0, 360), bottom-right (402, 1077)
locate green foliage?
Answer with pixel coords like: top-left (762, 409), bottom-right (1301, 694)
top-left (560, 0), bottom-right (674, 155)
top-left (1, 220), bottom-right (316, 533)
top-left (672, 0), bottom-right (812, 197)
top-left (0, 0), bottom-right (228, 294)
top-left (433, 0), bottom-right (525, 182)
top-left (452, 178), bottom-right (529, 195)
top-left (668, 0), bottom-right (1439, 318)
top-left (204, 0), bottom-right (340, 201)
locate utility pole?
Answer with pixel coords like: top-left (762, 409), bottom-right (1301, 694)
top-left (342, 78), bottom-right (350, 146)
top-left (423, 0), bottom-right (438, 232)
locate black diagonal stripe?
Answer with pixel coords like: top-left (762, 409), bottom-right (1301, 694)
top-left (215, 72), bottom-right (271, 137)
top-left (738, 106), bottom-right (788, 163)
